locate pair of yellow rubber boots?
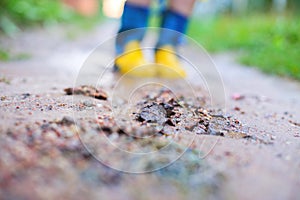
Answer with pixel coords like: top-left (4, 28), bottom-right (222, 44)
top-left (115, 41), bottom-right (186, 78)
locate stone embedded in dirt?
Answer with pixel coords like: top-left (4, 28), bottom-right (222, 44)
top-left (207, 116), bottom-right (231, 136)
top-left (225, 131), bottom-right (249, 139)
top-left (234, 106), bottom-right (241, 111)
top-left (207, 115), bottom-right (251, 138)
top-left (289, 120), bottom-right (300, 127)
top-left (163, 100), bottom-right (179, 118)
top-left (64, 85), bottom-right (107, 100)
top-left (133, 89), bottom-right (250, 139)
top-left (100, 126), bottom-right (113, 134)
top-left (64, 88), bottom-right (73, 95)
top-left (184, 119), bottom-right (199, 132)
top-left (137, 102), bottom-right (167, 125)
top-left (57, 116), bottom-right (75, 126)
top-left (193, 126), bottom-right (206, 135)
top-left (20, 93), bottom-right (31, 99)
top-left (82, 100), bottom-right (94, 107)
top-left (270, 135), bottom-right (276, 140)
top-left (160, 125), bottom-right (178, 136)
top-left (0, 96), bottom-right (7, 101)
top-left (165, 118), bottom-right (176, 127)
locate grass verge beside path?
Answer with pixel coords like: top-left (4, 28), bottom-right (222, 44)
top-left (0, 0), bottom-right (103, 35)
top-left (188, 14), bottom-right (300, 80)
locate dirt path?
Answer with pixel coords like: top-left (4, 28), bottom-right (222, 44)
top-left (0, 22), bottom-right (299, 200)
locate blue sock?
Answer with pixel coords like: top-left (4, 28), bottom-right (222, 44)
top-left (116, 2), bottom-right (150, 54)
top-left (156, 9), bottom-right (189, 49)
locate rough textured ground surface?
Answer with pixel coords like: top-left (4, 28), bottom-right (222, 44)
top-left (0, 22), bottom-right (300, 200)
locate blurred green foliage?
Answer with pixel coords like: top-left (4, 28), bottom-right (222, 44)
top-left (0, 0), bottom-right (75, 35)
top-left (188, 14), bottom-right (300, 80)
top-left (0, 0), bottom-right (104, 35)
top-left (0, 48), bottom-right (31, 61)
top-left (0, 49), bottom-right (10, 61)
top-left (235, 0), bottom-right (300, 12)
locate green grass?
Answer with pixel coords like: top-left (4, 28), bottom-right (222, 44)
top-left (0, 0), bottom-right (103, 36)
top-left (188, 14), bottom-right (300, 80)
top-left (0, 0), bottom-right (75, 35)
top-left (0, 0), bottom-right (103, 61)
top-left (0, 49), bottom-right (10, 61)
top-left (0, 48), bottom-right (32, 61)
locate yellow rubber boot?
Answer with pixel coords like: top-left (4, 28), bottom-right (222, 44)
top-left (155, 45), bottom-right (186, 79)
top-left (115, 41), bottom-right (156, 77)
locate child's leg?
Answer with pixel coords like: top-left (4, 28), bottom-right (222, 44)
top-left (126, 0), bottom-right (151, 7)
top-left (169, 0), bottom-right (195, 16)
top-left (155, 0), bottom-right (196, 78)
top-left (156, 0), bottom-right (195, 48)
top-left (116, 0), bottom-right (151, 54)
top-left (115, 0), bottom-right (156, 77)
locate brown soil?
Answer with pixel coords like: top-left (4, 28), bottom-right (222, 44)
top-left (0, 22), bottom-right (299, 200)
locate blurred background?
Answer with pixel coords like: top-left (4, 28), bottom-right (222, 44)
top-left (0, 0), bottom-right (299, 80)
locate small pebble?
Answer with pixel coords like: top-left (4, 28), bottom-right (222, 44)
top-left (270, 135), bottom-right (276, 140)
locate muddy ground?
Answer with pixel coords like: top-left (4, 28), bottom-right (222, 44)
top-left (0, 22), bottom-right (300, 200)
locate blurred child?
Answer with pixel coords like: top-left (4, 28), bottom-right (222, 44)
top-left (115, 0), bottom-right (196, 78)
